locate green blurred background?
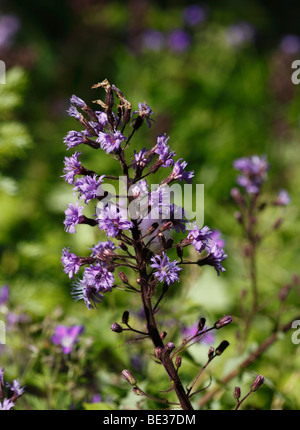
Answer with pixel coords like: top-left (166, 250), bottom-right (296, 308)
top-left (0, 0), bottom-right (300, 410)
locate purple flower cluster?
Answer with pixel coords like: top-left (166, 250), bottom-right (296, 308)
top-left (0, 368), bottom-right (24, 410)
top-left (233, 155), bottom-right (270, 194)
top-left (61, 80), bottom-right (228, 312)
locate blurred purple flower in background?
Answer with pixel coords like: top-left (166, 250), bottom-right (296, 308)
top-left (142, 29), bottom-right (165, 51)
top-left (51, 325), bottom-right (84, 354)
top-left (181, 323), bottom-right (215, 345)
top-left (233, 154), bottom-right (270, 194)
top-left (280, 34), bottom-right (300, 54)
top-left (225, 21), bottom-right (255, 48)
top-left (0, 285), bottom-right (9, 305)
top-left (182, 5), bottom-right (207, 27)
top-left (274, 189), bottom-right (290, 206)
top-left (167, 29), bottom-right (191, 52)
top-left (0, 14), bottom-right (20, 49)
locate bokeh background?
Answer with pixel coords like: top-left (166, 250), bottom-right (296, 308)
top-left (1, 0), bottom-right (300, 410)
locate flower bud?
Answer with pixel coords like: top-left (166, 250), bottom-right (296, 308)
top-left (214, 316), bottom-right (232, 329)
top-left (160, 221), bottom-right (173, 232)
top-left (122, 310), bottom-right (130, 324)
top-left (155, 347), bottom-right (162, 359)
top-left (250, 374), bottom-right (264, 392)
top-left (197, 317), bottom-right (206, 332)
top-left (176, 246), bottom-right (183, 259)
top-left (146, 222), bottom-right (159, 236)
top-left (118, 242), bottom-right (128, 252)
top-left (175, 356), bottom-right (182, 368)
top-left (279, 284), bottom-right (291, 302)
top-left (121, 369), bottom-right (137, 386)
top-left (215, 340), bottom-right (229, 355)
top-left (208, 347), bottom-right (214, 360)
top-left (111, 322), bottom-right (123, 333)
top-left (160, 331), bottom-right (167, 340)
top-left (234, 386), bottom-right (241, 400)
top-left (119, 272), bottom-right (128, 284)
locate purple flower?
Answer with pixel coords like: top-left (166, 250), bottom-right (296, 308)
top-left (203, 242), bottom-right (227, 276)
top-left (187, 225), bottom-right (212, 252)
top-left (70, 94), bottom-right (86, 108)
top-left (72, 279), bottom-right (104, 309)
top-left (233, 155), bottom-right (270, 194)
top-left (83, 263), bottom-right (115, 292)
top-left (275, 189), bottom-right (290, 206)
top-left (64, 130), bottom-right (85, 150)
top-left (0, 15), bottom-right (20, 49)
top-left (0, 398), bottom-right (14, 410)
top-left (73, 174), bottom-right (104, 204)
top-left (142, 29), bottom-right (165, 51)
top-left (171, 159), bottom-right (194, 183)
top-left (133, 103), bottom-right (154, 128)
top-left (167, 29), bottom-right (191, 52)
top-left (63, 201), bottom-right (84, 234)
top-left (181, 324), bottom-right (215, 345)
top-left (61, 247), bottom-right (81, 279)
top-left (62, 151), bottom-right (82, 184)
top-left (280, 35), bottom-right (300, 54)
top-left (97, 131), bottom-right (126, 153)
top-left (0, 285), bottom-right (9, 305)
top-left (155, 134), bottom-right (176, 167)
top-left (150, 252), bottom-right (182, 285)
top-left (182, 5), bottom-right (207, 26)
top-left (133, 148), bottom-right (152, 170)
top-left (210, 230), bottom-right (225, 248)
top-left (6, 379), bottom-right (24, 398)
top-left (90, 240), bottom-right (115, 257)
top-left (97, 205), bottom-right (133, 237)
top-left (51, 325), bottom-right (84, 354)
top-left (67, 105), bottom-right (81, 121)
top-left (95, 111), bottom-right (109, 128)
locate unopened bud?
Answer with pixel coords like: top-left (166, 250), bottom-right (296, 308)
top-left (119, 271), bottom-right (128, 284)
top-left (214, 316), bottom-right (232, 329)
top-left (163, 342), bottom-right (175, 354)
top-left (122, 310), bottom-right (130, 324)
top-left (111, 322), bottom-right (123, 333)
top-left (118, 242), bottom-right (128, 252)
top-left (215, 340), bottom-right (229, 355)
top-left (160, 221), bottom-right (173, 232)
top-left (155, 347), bottom-right (162, 359)
top-left (234, 386), bottom-right (241, 400)
top-left (197, 317), bottom-right (206, 332)
top-left (160, 331), bottom-right (167, 340)
top-left (175, 356), bottom-right (182, 368)
top-left (208, 347), bottom-right (214, 360)
top-left (158, 232), bottom-right (165, 246)
top-left (121, 369), bottom-right (137, 386)
top-left (146, 222), bottom-right (159, 236)
top-left (273, 217), bottom-right (283, 230)
top-left (250, 374), bottom-right (264, 392)
top-left (231, 188), bottom-right (244, 205)
top-left (279, 284), bottom-right (291, 302)
top-left (105, 86), bottom-right (114, 109)
top-left (176, 246), bottom-right (183, 259)
top-left (165, 238), bottom-right (174, 250)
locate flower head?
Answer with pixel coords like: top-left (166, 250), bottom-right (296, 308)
top-left (202, 242), bottom-right (227, 276)
top-left (97, 131), bottom-right (126, 154)
top-left (73, 174), bottom-right (104, 204)
top-left (72, 278), bottom-right (104, 309)
top-left (61, 247), bottom-right (81, 279)
top-left (150, 252), bottom-right (182, 285)
top-left (83, 263), bottom-right (115, 292)
top-left (63, 201), bottom-right (84, 234)
top-left (51, 325), bottom-right (84, 354)
top-left (97, 205), bottom-right (133, 237)
top-left (155, 134), bottom-right (175, 167)
top-left (62, 151), bottom-right (82, 184)
top-left (70, 94), bottom-right (86, 108)
top-left (0, 398), bottom-right (14, 410)
top-left (188, 225), bottom-right (212, 253)
top-left (275, 189), bottom-right (290, 206)
top-left (64, 130), bottom-right (85, 150)
top-left (171, 159), bottom-right (194, 183)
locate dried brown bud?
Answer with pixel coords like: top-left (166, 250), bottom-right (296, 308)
top-left (121, 369), bottom-right (137, 386)
top-left (250, 374), bottom-right (264, 392)
top-left (208, 346), bottom-right (214, 360)
top-left (214, 316), bottom-right (232, 329)
top-left (215, 340), bottom-right (229, 355)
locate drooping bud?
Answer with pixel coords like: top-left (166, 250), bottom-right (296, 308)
top-left (250, 374), bottom-right (264, 392)
top-left (121, 369), bottom-right (137, 386)
top-left (215, 340), bottom-right (229, 355)
top-left (111, 322), bottom-right (123, 333)
top-left (122, 310), bottom-right (130, 324)
top-left (214, 316), bottom-right (232, 329)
